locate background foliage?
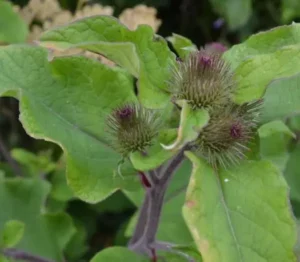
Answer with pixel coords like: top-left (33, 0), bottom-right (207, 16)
top-left (1, 0), bottom-right (300, 261)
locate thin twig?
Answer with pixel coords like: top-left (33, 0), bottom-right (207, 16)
top-left (3, 248), bottom-right (55, 262)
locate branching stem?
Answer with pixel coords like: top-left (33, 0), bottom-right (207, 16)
top-left (2, 248), bottom-right (55, 262)
top-left (128, 147), bottom-right (189, 258)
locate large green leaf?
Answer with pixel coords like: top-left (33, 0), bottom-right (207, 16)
top-left (223, 23), bottom-right (300, 104)
top-left (281, 0), bottom-right (300, 23)
top-left (285, 144), bottom-right (300, 202)
top-left (0, 220), bottom-right (25, 248)
top-left (183, 152), bottom-right (297, 262)
top-left (0, 176), bottom-right (63, 261)
top-left (39, 16), bottom-right (176, 108)
top-left (0, 1), bottom-right (28, 43)
top-left (49, 161), bottom-right (73, 203)
top-left (0, 45), bottom-right (141, 203)
top-left (167, 33), bottom-right (197, 59)
top-left (295, 220), bottom-right (300, 260)
top-left (209, 0), bottom-right (252, 30)
top-left (44, 213), bottom-right (76, 251)
top-left (261, 73), bottom-right (300, 122)
top-left (224, 23), bottom-right (300, 69)
top-left (233, 46), bottom-right (300, 104)
top-left (91, 247), bottom-right (147, 262)
top-left (0, 255), bottom-right (8, 262)
top-left (11, 148), bottom-right (56, 177)
top-left (65, 221), bottom-right (88, 261)
top-left (258, 120), bottom-right (295, 171)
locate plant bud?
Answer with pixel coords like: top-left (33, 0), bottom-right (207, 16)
top-left (193, 100), bottom-right (261, 168)
top-left (107, 104), bottom-right (160, 157)
top-left (170, 49), bottom-right (235, 111)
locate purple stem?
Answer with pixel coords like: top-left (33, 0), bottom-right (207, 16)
top-left (3, 248), bottom-right (55, 262)
top-left (128, 147), bottom-right (188, 256)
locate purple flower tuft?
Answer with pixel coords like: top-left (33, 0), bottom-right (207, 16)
top-left (116, 106), bottom-right (134, 119)
top-left (230, 123), bottom-right (243, 139)
top-left (107, 104), bottom-right (160, 156)
top-left (199, 55), bottom-right (212, 67)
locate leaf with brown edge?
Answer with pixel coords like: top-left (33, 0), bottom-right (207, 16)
top-left (183, 151), bottom-right (297, 262)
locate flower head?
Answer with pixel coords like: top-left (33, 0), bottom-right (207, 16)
top-left (170, 49), bottom-right (235, 111)
top-left (107, 104), bottom-right (160, 157)
top-left (193, 100), bottom-right (261, 168)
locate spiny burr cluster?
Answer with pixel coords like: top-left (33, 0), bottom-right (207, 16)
top-left (195, 101), bottom-right (261, 168)
top-left (170, 49), bottom-right (235, 112)
top-left (170, 48), bottom-right (261, 168)
top-left (107, 104), bottom-right (160, 157)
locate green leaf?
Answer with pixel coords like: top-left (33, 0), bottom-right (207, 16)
top-left (295, 220), bottom-right (300, 259)
top-left (45, 41), bottom-right (140, 77)
top-left (11, 148), bottom-right (56, 177)
top-left (0, 255), bottom-right (9, 262)
top-left (65, 221), bottom-right (88, 261)
top-left (124, 161), bottom-right (194, 244)
top-left (39, 16), bottom-right (176, 108)
top-left (209, 0), bottom-right (252, 30)
top-left (0, 220), bottom-right (25, 248)
top-left (0, 45), bottom-right (140, 203)
top-left (183, 151), bottom-right (297, 262)
top-left (223, 24), bottom-right (300, 103)
top-left (281, 0), bottom-right (300, 23)
top-left (0, 175), bottom-right (64, 261)
top-left (44, 213), bottom-right (76, 251)
top-left (130, 129), bottom-right (177, 171)
top-left (224, 23), bottom-right (300, 69)
top-left (45, 198), bottom-right (67, 213)
top-left (162, 101), bottom-right (209, 151)
top-left (92, 190), bottom-right (134, 214)
top-left (258, 120), bottom-right (295, 171)
top-left (258, 120), bottom-right (295, 138)
top-left (49, 163), bottom-right (73, 202)
top-left (167, 33), bottom-right (197, 58)
top-left (261, 73), bottom-right (300, 122)
top-left (91, 247), bottom-right (148, 262)
top-left (233, 46), bottom-right (300, 104)
top-left (159, 244), bottom-right (202, 262)
top-left (285, 144), bottom-right (300, 202)
top-left (289, 115), bottom-right (300, 132)
top-left (0, 1), bottom-right (28, 43)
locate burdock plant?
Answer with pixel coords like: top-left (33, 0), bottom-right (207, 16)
top-left (0, 14), bottom-right (297, 262)
top-left (105, 48), bottom-right (261, 260)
